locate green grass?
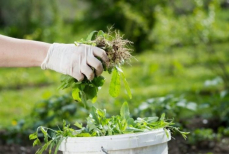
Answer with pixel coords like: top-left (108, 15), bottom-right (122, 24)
top-left (0, 42), bottom-right (228, 127)
top-left (0, 69), bottom-right (64, 128)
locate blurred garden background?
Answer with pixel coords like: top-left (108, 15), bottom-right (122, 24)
top-left (0, 0), bottom-right (229, 153)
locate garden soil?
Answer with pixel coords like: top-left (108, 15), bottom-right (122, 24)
top-left (0, 138), bottom-right (229, 154)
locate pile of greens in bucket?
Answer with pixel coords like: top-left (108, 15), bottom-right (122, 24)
top-left (30, 30), bottom-right (189, 154)
top-left (30, 102), bottom-right (189, 154)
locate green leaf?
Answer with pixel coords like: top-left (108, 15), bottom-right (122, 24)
top-left (97, 109), bottom-right (106, 118)
top-left (77, 133), bottom-right (92, 137)
top-left (86, 31), bottom-right (97, 41)
top-left (74, 41), bottom-right (80, 46)
top-left (90, 106), bottom-right (100, 124)
top-left (63, 120), bottom-right (67, 129)
top-left (120, 102), bottom-right (130, 120)
top-left (29, 132), bottom-right (37, 140)
top-left (92, 76), bottom-right (105, 87)
top-left (97, 30), bottom-right (104, 37)
top-left (125, 127), bottom-right (144, 133)
top-left (180, 131), bottom-right (190, 140)
top-left (59, 75), bottom-right (75, 90)
top-left (92, 96), bottom-right (97, 103)
top-left (127, 118), bottom-right (135, 125)
top-left (49, 141), bottom-right (54, 154)
top-left (119, 118), bottom-right (128, 131)
top-left (54, 138), bottom-right (64, 154)
top-left (120, 71), bottom-right (132, 99)
top-left (36, 140), bottom-right (52, 154)
top-left (84, 85), bottom-right (98, 99)
top-left (33, 138), bottom-right (41, 146)
top-left (80, 91), bottom-right (87, 107)
top-left (72, 88), bottom-right (81, 101)
top-left (74, 122), bottom-right (83, 129)
top-left (87, 117), bottom-right (97, 132)
top-left (160, 113), bottom-right (165, 121)
top-left (109, 68), bottom-right (121, 97)
top-left (144, 117), bottom-right (159, 123)
top-left (40, 127), bottom-right (48, 143)
top-left (164, 128), bottom-right (170, 138)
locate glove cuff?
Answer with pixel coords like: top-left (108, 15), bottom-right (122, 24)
top-left (41, 43), bottom-right (56, 70)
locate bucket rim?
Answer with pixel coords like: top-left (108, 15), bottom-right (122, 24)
top-left (59, 128), bottom-right (171, 152)
top-left (65, 128), bottom-right (165, 141)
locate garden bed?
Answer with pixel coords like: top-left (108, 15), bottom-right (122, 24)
top-left (168, 136), bottom-right (229, 154)
top-left (1, 137), bottom-right (229, 154)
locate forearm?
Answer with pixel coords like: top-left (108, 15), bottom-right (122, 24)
top-left (0, 35), bottom-right (50, 67)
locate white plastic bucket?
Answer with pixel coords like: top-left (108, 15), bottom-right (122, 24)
top-left (59, 128), bottom-right (171, 154)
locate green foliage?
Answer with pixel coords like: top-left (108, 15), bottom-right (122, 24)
top-left (60, 75), bottom-right (105, 105)
top-left (218, 127), bottom-right (229, 137)
top-left (197, 88), bottom-right (229, 126)
top-left (109, 68), bottom-right (121, 97)
top-left (30, 102), bottom-right (189, 154)
top-left (0, 94), bottom-right (82, 145)
top-left (135, 94), bottom-right (197, 119)
top-left (0, 0), bottom-right (62, 42)
top-left (30, 94), bottom-right (79, 128)
top-left (188, 128), bottom-right (221, 145)
top-left (153, 0), bottom-right (229, 87)
top-left (153, 0), bottom-right (229, 48)
top-left (29, 126), bottom-right (64, 154)
top-left (120, 102), bottom-right (130, 120)
top-left (81, 0), bottom-right (167, 51)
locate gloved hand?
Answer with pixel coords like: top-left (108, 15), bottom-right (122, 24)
top-left (41, 43), bottom-right (108, 81)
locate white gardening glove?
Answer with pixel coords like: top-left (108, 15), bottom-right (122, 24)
top-left (41, 43), bottom-right (108, 81)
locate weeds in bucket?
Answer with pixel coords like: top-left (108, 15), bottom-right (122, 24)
top-left (30, 102), bottom-right (189, 154)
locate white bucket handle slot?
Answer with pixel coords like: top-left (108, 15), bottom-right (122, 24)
top-left (101, 146), bottom-right (109, 154)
